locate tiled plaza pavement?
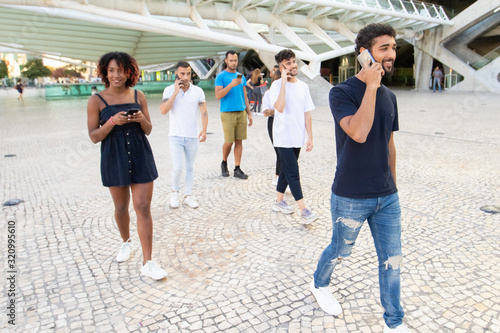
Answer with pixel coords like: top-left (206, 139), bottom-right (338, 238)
top-left (1, 86), bottom-right (499, 333)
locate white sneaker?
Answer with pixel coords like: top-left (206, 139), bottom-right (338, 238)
top-left (183, 195), bottom-right (199, 209)
top-left (272, 176), bottom-right (279, 186)
top-left (116, 239), bottom-right (134, 262)
top-left (310, 279), bottom-right (342, 316)
top-left (170, 191), bottom-right (179, 209)
top-left (384, 323), bottom-right (411, 333)
top-left (141, 260), bottom-right (168, 280)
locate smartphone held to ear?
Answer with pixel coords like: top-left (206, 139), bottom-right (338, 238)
top-left (175, 74), bottom-right (184, 86)
top-left (357, 49), bottom-right (375, 67)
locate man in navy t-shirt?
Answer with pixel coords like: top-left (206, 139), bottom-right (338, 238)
top-left (310, 24), bottom-right (410, 333)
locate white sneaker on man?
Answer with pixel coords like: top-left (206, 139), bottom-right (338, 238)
top-left (384, 323), bottom-right (411, 333)
top-left (183, 195), bottom-right (199, 209)
top-left (310, 279), bottom-right (342, 316)
top-left (170, 191), bottom-right (179, 209)
top-left (116, 239), bottom-right (134, 262)
top-left (141, 260), bottom-right (168, 280)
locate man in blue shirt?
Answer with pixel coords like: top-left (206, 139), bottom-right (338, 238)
top-left (215, 51), bottom-right (253, 179)
top-left (310, 24), bottom-right (410, 333)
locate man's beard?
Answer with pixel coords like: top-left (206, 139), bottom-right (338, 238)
top-left (286, 68), bottom-right (298, 77)
top-left (382, 61), bottom-right (395, 77)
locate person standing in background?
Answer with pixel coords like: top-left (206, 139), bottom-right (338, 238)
top-left (262, 70), bottom-right (282, 185)
top-left (432, 66), bottom-right (443, 92)
top-left (247, 68), bottom-right (266, 115)
top-left (214, 51), bottom-right (253, 179)
top-left (15, 79), bottom-right (23, 101)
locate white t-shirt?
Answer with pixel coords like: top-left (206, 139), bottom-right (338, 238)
top-left (162, 83), bottom-right (206, 138)
top-left (269, 78), bottom-right (315, 148)
top-left (262, 90), bottom-right (272, 111)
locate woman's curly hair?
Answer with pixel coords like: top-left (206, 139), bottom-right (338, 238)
top-left (97, 52), bottom-right (139, 88)
top-left (354, 24), bottom-right (396, 55)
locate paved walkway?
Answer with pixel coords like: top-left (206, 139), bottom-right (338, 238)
top-left (1, 87), bottom-right (499, 333)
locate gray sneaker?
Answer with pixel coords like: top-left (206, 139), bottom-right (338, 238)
top-left (272, 200), bottom-right (294, 214)
top-left (301, 208), bottom-right (318, 224)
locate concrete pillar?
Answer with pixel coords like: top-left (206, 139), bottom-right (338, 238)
top-left (188, 60), bottom-right (206, 80)
top-left (297, 73), bottom-right (332, 106)
top-left (414, 27), bottom-right (446, 91)
top-left (255, 50), bottom-right (278, 75)
top-left (413, 44), bottom-right (434, 91)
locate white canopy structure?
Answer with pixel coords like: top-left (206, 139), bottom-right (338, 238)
top-left (0, 0), bottom-right (452, 79)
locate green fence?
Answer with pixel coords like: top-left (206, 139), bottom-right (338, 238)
top-left (44, 79), bottom-right (217, 100)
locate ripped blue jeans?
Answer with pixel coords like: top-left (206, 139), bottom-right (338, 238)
top-left (313, 192), bottom-right (404, 327)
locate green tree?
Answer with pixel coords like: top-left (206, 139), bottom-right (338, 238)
top-left (52, 67), bottom-right (65, 79)
top-left (64, 68), bottom-right (83, 78)
top-left (21, 58), bottom-right (52, 80)
top-left (0, 60), bottom-right (8, 78)
top-left (64, 64), bottom-right (85, 78)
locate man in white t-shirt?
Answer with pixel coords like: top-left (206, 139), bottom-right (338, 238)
top-left (160, 61), bottom-right (208, 209)
top-left (268, 49), bottom-right (318, 224)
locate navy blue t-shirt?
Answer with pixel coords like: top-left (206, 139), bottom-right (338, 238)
top-left (330, 76), bottom-right (398, 199)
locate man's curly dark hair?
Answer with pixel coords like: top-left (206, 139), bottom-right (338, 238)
top-left (97, 52), bottom-right (139, 88)
top-left (354, 24), bottom-right (396, 56)
top-left (275, 49), bottom-right (296, 64)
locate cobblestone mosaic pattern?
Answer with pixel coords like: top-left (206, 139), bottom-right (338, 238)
top-left (1, 88), bottom-right (499, 333)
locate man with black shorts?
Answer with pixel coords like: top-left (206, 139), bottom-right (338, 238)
top-left (215, 51), bottom-right (253, 179)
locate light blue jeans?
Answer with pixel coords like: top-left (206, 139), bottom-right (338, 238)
top-left (313, 192), bottom-right (404, 328)
top-left (433, 78), bottom-right (441, 92)
top-left (169, 136), bottom-right (198, 196)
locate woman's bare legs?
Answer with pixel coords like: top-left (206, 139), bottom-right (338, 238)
top-left (109, 186), bottom-right (131, 242)
top-left (131, 182), bottom-right (154, 265)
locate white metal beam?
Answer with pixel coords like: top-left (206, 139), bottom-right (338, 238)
top-left (340, 11), bottom-right (366, 23)
top-left (2, 1), bottom-right (320, 62)
top-left (233, 11), bottom-right (267, 43)
top-left (307, 21), bottom-right (341, 50)
top-left (336, 23), bottom-right (356, 43)
top-left (190, 6), bottom-right (210, 30)
top-left (317, 44), bottom-right (356, 62)
top-left (272, 17), bottom-right (316, 54)
top-left (203, 56), bottom-right (223, 79)
top-left (288, 0), bottom-right (453, 25)
top-left (2, 1), bottom-right (426, 39)
top-left (235, 0), bottom-right (254, 11)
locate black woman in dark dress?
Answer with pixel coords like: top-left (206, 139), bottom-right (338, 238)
top-left (87, 52), bottom-right (167, 280)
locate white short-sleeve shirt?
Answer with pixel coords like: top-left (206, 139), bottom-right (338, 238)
top-left (262, 90), bottom-right (272, 111)
top-left (162, 83), bottom-right (206, 138)
top-left (268, 78), bottom-right (315, 148)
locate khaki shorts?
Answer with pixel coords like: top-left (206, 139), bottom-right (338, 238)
top-left (221, 111), bottom-right (247, 143)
